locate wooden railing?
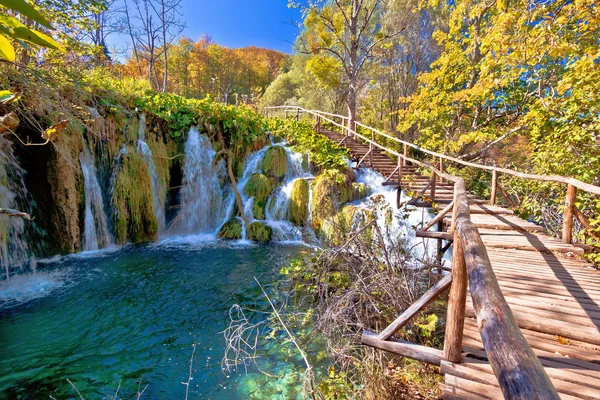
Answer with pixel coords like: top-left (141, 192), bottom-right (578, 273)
top-left (261, 105), bottom-right (600, 399)
top-left (266, 106), bottom-right (600, 244)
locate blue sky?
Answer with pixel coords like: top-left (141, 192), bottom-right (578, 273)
top-left (112, 0), bottom-right (303, 54)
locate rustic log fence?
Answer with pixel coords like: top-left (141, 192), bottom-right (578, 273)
top-left (262, 105), bottom-right (600, 399)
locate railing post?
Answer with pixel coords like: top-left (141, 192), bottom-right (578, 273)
top-left (490, 170), bottom-right (498, 205)
top-left (563, 184), bottom-right (577, 244)
top-left (439, 157), bottom-right (444, 183)
top-left (403, 144), bottom-right (408, 166)
top-left (295, 108), bottom-right (299, 121)
top-left (316, 115), bottom-right (321, 132)
top-left (444, 185), bottom-right (467, 363)
top-left (370, 131), bottom-right (374, 167)
top-left (430, 172), bottom-right (436, 202)
top-left (397, 156), bottom-right (403, 185)
top-left (284, 110), bottom-right (288, 119)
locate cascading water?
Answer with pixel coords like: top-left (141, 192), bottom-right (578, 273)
top-left (80, 142), bottom-right (113, 251)
top-left (354, 168), bottom-right (436, 261)
top-left (0, 136), bottom-right (32, 280)
top-left (177, 127), bottom-right (226, 235)
top-left (136, 114), bottom-right (166, 234)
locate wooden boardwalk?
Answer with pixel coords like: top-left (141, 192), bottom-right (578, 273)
top-left (320, 128), bottom-right (600, 399)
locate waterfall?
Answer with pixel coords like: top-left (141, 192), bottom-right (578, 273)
top-left (177, 127), bottom-right (226, 235)
top-left (136, 115), bottom-right (166, 234)
top-left (80, 143), bottom-right (113, 251)
top-left (265, 147), bottom-right (313, 220)
top-left (354, 168), bottom-right (435, 260)
top-left (0, 136), bottom-right (32, 280)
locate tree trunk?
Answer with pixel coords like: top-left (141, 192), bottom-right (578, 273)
top-left (347, 0), bottom-right (359, 133)
top-left (226, 150), bottom-right (247, 225)
top-left (161, 0), bottom-right (168, 93)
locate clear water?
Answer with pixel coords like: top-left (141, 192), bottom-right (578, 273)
top-left (0, 242), bottom-right (315, 399)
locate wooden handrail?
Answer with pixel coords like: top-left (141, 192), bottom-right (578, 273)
top-left (265, 105), bottom-right (562, 399)
top-left (265, 106), bottom-right (600, 196)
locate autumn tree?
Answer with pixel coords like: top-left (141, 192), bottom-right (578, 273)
top-left (295, 0), bottom-right (403, 131)
top-left (402, 0), bottom-right (599, 175)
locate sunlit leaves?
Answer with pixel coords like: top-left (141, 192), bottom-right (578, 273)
top-left (0, 0), bottom-right (53, 29)
top-left (0, 0), bottom-right (64, 61)
top-left (0, 33), bottom-right (14, 60)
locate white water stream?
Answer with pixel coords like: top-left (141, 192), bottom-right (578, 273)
top-left (136, 114), bottom-right (166, 234)
top-left (79, 143), bottom-right (113, 251)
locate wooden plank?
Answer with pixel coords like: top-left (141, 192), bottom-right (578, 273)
top-left (378, 274), bottom-right (452, 340)
top-left (444, 358), bottom-right (600, 399)
top-left (416, 230), bottom-right (453, 240)
top-left (361, 331), bottom-right (444, 365)
top-left (439, 383), bottom-right (492, 400)
top-left (469, 204), bottom-right (514, 215)
top-left (465, 304), bottom-right (600, 345)
top-left (448, 213), bottom-right (545, 232)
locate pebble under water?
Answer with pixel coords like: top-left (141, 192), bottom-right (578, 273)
top-left (0, 241), bottom-right (316, 399)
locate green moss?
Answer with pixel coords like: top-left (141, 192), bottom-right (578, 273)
top-left (289, 179), bottom-right (310, 226)
top-left (112, 149), bottom-right (158, 244)
top-left (262, 146), bottom-right (288, 180)
top-left (217, 218), bottom-right (243, 240)
top-left (244, 173), bottom-right (273, 220)
top-left (352, 182), bottom-right (370, 201)
top-left (47, 129), bottom-right (85, 253)
top-left (311, 169), bottom-right (355, 230)
top-left (244, 173), bottom-right (273, 201)
top-left (247, 221), bottom-right (273, 242)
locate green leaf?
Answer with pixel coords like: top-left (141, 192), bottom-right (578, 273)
top-left (0, 0), bottom-right (53, 29)
top-left (0, 34), bottom-right (15, 61)
top-left (13, 26), bottom-right (62, 51)
top-left (0, 89), bottom-right (20, 104)
top-left (0, 14), bottom-right (26, 29)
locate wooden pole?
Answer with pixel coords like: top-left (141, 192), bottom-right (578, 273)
top-left (403, 144), bottom-right (408, 166)
top-left (430, 172), bottom-right (437, 202)
top-left (562, 184), bottom-right (577, 244)
top-left (370, 131), bottom-right (374, 167)
top-left (491, 170), bottom-right (498, 205)
top-left (295, 108), bottom-right (299, 121)
top-left (443, 183), bottom-right (467, 363)
top-left (397, 156), bottom-right (402, 185)
top-left (439, 157), bottom-right (444, 183)
top-left (284, 110), bottom-right (288, 119)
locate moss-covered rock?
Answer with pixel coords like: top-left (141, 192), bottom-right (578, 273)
top-left (311, 169), bottom-right (355, 230)
top-left (352, 182), bottom-right (370, 201)
top-left (324, 205), bottom-right (375, 245)
top-left (247, 221), bottom-right (273, 242)
top-left (112, 149), bottom-right (158, 244)
top-left (244, 173), bottom-right (273, 220)
top-left (289, 178), bottom-right (310, 226)
top-left (244, 173), bottom-right (273, 200)
top-left (217, 218), bottom-right (243, 240)
top-left (47, 129), bottom-right (85, 253)
top-left (262, 146), bottom-right (287, 180)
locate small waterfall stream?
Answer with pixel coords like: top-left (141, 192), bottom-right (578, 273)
top-left (136, 115), bottom-right (166, 234)
top-left (177, 127), bottom-right (226, 235)
top-left (80, 143), bottom-right (113, 251)
top-left (0, 136), bottom-right (32, 280)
